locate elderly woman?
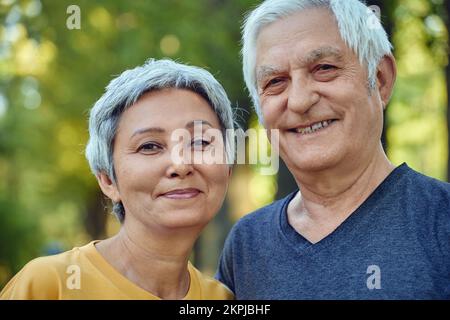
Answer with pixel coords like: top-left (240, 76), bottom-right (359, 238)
top-left (1, 59), bottom-right (235, 299)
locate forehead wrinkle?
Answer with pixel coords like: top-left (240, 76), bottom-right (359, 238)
top-left (185, 120), bottom-right (214, 129)
top-left (256, 46), bottom-right (344, 85)
top-left (300, 46), bottom-right (344, 65)
top-left (130, 127), bottom-right (165, 139)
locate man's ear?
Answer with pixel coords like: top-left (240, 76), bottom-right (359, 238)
top-left (96, 172), bottom-right (121, 203)
top-left (376, 54), bottom-right (397, 109)
top-left (228, 167), bottom-right (233, 178)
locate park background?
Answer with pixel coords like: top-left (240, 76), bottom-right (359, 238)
top-left (0, 0), bottom-right (449, 287)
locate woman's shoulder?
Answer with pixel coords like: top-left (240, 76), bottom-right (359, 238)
top-left (0, 242), bottom-right (94, 299)
top-left (16, 241), bottom-right (91, 274)
top-left (188, 263), bottom-right (234, 300)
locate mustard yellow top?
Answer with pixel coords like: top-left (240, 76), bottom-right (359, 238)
top-left (0, 241), bottom-right (233, 300)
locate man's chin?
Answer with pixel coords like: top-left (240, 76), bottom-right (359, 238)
top-left (282, 152), bottom-right (341, 173)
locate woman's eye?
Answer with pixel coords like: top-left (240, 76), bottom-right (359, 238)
top-left (191, 139), bottom-right (211, 149)
top-left (138, 142), bottom-right (162, 153)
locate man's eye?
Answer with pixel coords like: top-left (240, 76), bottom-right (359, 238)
top-left (265, 78), bottom-right (283, 88)
top-left (316, 64), bottom-right (336, 72)
top-left (313, 64), bottom-right (339, 81)
top-left (138, 142), bottom-right (162, 153)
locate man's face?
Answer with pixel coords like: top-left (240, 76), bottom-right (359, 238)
top-left (255, 8), bottom-right (385, 174)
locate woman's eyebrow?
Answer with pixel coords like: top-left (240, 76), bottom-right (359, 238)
top-left (185, 120), bottom-right (214, 129)
top-left (130, 120), bottom-right (214, 139)
top-left (131, 127), bottom-right (165, 138)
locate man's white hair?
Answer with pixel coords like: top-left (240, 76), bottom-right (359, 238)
top-left (241, 0), bottom-right (393, 121)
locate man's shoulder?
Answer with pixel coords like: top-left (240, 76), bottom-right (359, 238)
top-left (393, 165), bottom-right (450, 234)
top-left (403, 165), bottom-right (450, 199)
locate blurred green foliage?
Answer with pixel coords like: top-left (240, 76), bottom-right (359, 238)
top-left (388, 0), bottom-right (449, 179)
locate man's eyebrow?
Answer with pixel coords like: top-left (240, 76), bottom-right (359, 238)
top-left (301, 46), bottom-right (344, 65)
top-left (131, 127), bottom-right (165, 138)
top-left (256, 66), bottom-right (282, 85)
top-left (185, 120), bottom-right (214, 129)
top-left (256, 47), bottom-right (343, 85)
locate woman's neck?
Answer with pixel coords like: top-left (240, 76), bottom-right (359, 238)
top-left (96, 223), bottom-right (198, 299)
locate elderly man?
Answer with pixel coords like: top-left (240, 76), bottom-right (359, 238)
top-left (216, 0), bottom-right (450, 299)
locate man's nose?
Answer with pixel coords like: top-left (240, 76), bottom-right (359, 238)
top-left (286, 76), bottom-right (320, 114)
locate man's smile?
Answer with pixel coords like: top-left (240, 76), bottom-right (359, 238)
top-left (288, 119), bottom-right (338, 135)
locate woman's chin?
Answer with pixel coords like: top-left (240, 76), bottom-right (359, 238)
top-left (156, 210), bottom-right (214, 230)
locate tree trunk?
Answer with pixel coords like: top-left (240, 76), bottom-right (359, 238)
top-left (276, 159), bottom-right (298, 199)
top-left (84, 190), bottom-right (107, 239)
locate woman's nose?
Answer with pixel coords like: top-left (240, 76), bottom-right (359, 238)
top-left (166, 162), bottom-right (194, 179)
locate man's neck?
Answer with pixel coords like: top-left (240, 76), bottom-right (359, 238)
top-left (287, 148), bottom-right (394, 244)
top-left (96, 223), bottom-right (198, 299)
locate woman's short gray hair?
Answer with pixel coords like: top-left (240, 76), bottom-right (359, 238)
top-left (85, 58), bottom-right (235, 223)
top-left (242, 0), bottom-right (393, 121)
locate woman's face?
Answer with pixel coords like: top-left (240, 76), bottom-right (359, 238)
top-left (105, 88), bottom-right (230, 231)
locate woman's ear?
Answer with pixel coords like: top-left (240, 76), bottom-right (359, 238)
top-left (96, 172), bottom-right (121, 203)
top-left (376, 54), bottom-right (397, 109)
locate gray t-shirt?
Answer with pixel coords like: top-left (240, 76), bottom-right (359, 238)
top-left (216, 163), bottom-right (450, 299)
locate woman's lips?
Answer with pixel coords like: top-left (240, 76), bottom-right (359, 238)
top-left (161, 188), bottom-right (201, 199)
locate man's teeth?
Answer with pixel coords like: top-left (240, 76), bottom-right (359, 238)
top-left (295, 120), bottom-right (333, 135)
